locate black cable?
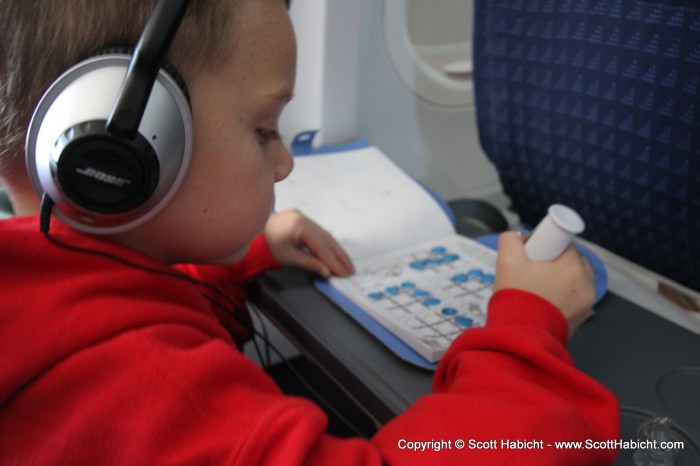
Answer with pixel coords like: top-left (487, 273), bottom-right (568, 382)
top-left (38, 194), bottom-right (369, 438)
top-left (198, 289), bottom-right (369, 438)
top-left (40, 196), bottom-right (242, 311)
top-left (248, 303), bottom-right (273, 368)
top-left (246, 303), bottom-right (271, 369)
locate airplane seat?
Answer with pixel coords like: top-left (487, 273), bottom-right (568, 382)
top-left (472, 0), bottom-right (700, 293)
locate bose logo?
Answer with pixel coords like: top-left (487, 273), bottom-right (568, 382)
top-left (76, 167), bottom-right (132, 188)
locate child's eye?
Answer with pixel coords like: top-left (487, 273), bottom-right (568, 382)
top-left (256, 128), bottom-right (282, 145)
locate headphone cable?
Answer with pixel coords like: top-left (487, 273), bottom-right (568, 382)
top-left (38, 194), bottom-right (370, 438)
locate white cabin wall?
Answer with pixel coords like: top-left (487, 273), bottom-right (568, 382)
top-left (354, 0), bottom-right (506, 206)
top-left (279, 0), bottom-right (508, 209)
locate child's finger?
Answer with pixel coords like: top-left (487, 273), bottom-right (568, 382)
top-left (497, 231), bottom-right (528, 260)
top-left (298, 230), bottom-right (353, 277)
top-left (320, 229), bottom-right (355, 275)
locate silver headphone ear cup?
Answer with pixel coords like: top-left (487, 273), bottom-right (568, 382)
top-left (26, 54), bottom-right (193, 234)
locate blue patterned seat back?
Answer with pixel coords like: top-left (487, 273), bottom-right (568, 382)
top-left (473, 0), bottom-right (700, 291)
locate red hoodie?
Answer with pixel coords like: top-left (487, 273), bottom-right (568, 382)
top-left (0, 216), bottom-right (618, 465)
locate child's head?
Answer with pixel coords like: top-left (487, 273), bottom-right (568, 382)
top-left (1, 0), bottom-right (295, 265)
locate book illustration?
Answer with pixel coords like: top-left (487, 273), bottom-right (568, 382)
top-left (408, 246), bottom-right (461, 271)
top-left (363, 270), bottom-right (492, 350)
top-left (330, 236), bottom-right (497, 363)
top-left (444, 269), bottom-right (494, 303)
top-left (353, 246), bottom-right (461, 281)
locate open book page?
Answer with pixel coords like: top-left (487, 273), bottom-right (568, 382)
top-left (273, 145), bottom-right (455, 260)
top-left (329, 234), bottom-right (497, 363)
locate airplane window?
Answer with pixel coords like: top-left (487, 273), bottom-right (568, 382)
top-left (384, 0), bottom-right (474, 107)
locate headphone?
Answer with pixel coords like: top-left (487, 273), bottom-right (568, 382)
top-left (25, 0), bottom-right (192, 234)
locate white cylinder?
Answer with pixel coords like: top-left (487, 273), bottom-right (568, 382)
top-left (524, 204), bottom-right (585, 261)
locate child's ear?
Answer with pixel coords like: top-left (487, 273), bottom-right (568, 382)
top-left (25, 0), bottom-right (193, 235)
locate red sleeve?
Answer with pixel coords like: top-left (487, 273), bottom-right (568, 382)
top-left (4, 288), bottom-right (618, 465)
top-left (369, 289), bottom-right (620, 465)
top-left (222, 233), bottom-right (282, 284)
top-left (175, 234), bottom-right (281, 348)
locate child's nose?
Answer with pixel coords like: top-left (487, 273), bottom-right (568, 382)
top-left (274, 144), bottom-right (294, 182)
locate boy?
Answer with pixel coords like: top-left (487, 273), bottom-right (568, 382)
top-left (0, 0), bottom-right (618, 464)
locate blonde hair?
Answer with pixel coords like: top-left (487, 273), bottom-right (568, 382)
top-left (0, 0), bottom-right (238, 171)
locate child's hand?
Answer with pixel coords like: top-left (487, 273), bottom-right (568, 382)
top-left (263, 209), bottom-right (355, 278)
top-left (494, 231), bottom-right (595, 337)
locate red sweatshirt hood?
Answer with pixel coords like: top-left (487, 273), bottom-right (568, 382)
top-left (0, 216), bottom-right (230, 406)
